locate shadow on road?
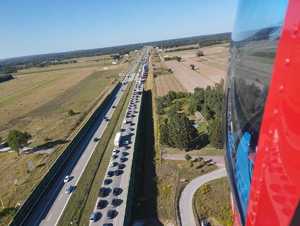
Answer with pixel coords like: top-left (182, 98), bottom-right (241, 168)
top-left (132, 90), bottom-right (163, 226)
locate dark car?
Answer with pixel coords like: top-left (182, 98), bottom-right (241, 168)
top-left (107, 171), bottom-right (114, 177)
top-left (113, 187), bottom-right (123, 196)
top-left (111, 198), bottom-right (123, 207)
top-left (93, 137), bottom-right (100, 142)
top-left (103, 224), bottom-right (113, 226)
top-left (89, 212), bottom-right (102, 222)
top-left (104, 178), bottom-right (113, 185)
top-left (111, 162), bottom-right (118, 167)
top-left (107, 209), bottom-right (118, 219)
top-left (99, 187), bottom-right (111, 197)
top-left (122, 152), bottom-right (129, 156)
top-left (114, 169), bottom-right (124, 176)
top-left (97, 199), bottom-right (108, 209)
top-left (112, 154), bottom-right (118, 159)
top-left (120, 157), bottom-right (128, 162)
top-left (118, 163), bottom-right (126, 170)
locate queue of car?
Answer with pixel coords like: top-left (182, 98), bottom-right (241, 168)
top-left (89, 54), bottom-right (149, 225)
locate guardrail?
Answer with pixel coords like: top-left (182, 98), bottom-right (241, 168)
top-left (9, 83), bottom-right (121, 226)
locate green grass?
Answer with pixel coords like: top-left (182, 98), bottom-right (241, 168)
top-left (57, 81), bottom-right (134, 226)
top-left (193, 177), bottom-right (233, 226)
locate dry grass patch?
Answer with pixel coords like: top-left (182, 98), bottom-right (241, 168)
top-left (155, 74), bottom-right (186, 96)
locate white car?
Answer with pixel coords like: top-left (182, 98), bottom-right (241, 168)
top-left (64, 175), bottom-right (72, 183)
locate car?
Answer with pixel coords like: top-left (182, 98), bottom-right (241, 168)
top-left (114, 169), bottom-right (123, 176)
top-left (103, 224), bottom-right (113, 226)
top-left (122, 152), bottom-right (129, 156)
top-left (93, 137), bottom-right (100, 142)
top-left (107, 209), bottom-right (118, 219)
top-left (99, 187), bottom-right (111, 197)
top-left (111, 162), bottom-right (118, 167)
top-left (112, 154), bottom-right (118, 159)
top-left (97, 199), bottom-right (108, 209)
top-left (107, 171), bottom-right (114, 177)
top-left (65, 185), bottom-right (75, 194)
top-left (111, 198), bottom-right (123, 207)
top-left (89, 212), bottom-right (101, 222)
top-left (104, 178), bottom-right (113, 185)
top-left (64, 175), bottom-right (72, 183)
top-left (120, 157), bottom-right (128, 162)
top-left (118, 163), bottom-right (126, 170)
top-left (112, 148), bottom-right (120, 153)
top-left (113, 187), bottom-right (123, 196)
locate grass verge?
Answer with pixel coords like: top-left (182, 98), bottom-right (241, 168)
top-left (57, 81), bottom-right (134, 226)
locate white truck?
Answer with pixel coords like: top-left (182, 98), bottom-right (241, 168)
top-left (114, 132), bottom-right (121, 147)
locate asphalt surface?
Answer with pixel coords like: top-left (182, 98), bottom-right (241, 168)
top-left (20, 59), bottom-right (140, 226)
top-left (179, 168), bottom-right (227, 226)
top-left (89, 48), bottom-right (149, 226)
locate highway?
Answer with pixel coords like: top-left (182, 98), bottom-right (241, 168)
top-left (89, 48), bottom-right (149, 226)
top-left (19, 55), bottom-right (142, 226)
top-left (179, 168), bottom-right (227, 226)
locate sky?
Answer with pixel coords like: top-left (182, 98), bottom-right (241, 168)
top-left (0, 0), bottom-right (238, 59)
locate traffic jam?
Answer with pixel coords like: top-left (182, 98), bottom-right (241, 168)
top-left (89, 50), bottom-right (149, 226)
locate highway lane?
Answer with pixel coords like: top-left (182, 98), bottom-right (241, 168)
top-left (179, 168), bottom-right (227, 226)
top-left (20, 61), bottom-right (140, 226)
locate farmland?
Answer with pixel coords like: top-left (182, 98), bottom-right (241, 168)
top-left (0, 55), bottom-right (130, 225)
top-left (156, 43), bottom-right (229, 92)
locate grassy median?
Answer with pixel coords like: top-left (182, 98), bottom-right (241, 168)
top-left (57, 80), bottom-right (134, 226)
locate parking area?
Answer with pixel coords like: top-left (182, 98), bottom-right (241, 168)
top-left (89, 48), bottom-right (149, 226)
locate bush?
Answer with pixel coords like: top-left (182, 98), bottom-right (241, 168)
top-left (185, 154), bottom-right (192, 161)
top-left (196, 50), bottom-right (204, 57)
top-left (68, 109), bottom-right (76, 116)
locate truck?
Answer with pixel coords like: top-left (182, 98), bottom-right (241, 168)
top-left (114, 132), bottom-right (121, 147)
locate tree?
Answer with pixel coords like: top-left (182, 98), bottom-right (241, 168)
top-left (209, 118), bottom-right (224, 148)
top-left (7, 130), bottom-right (31, 155)
top-left (168, 113), bottom-right (199, 150)
top-left (196, 50), bottom-right (204, 57)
